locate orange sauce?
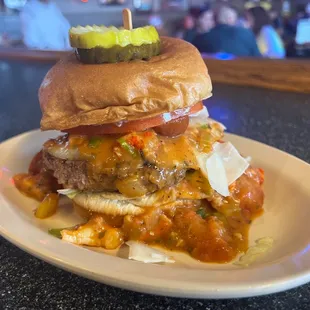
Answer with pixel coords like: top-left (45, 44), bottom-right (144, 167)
top-left (44, 125), bottom-right (224, 174)
top-left (44, 127), bottom-right (223, 197)
top-left (14, 124), bottom-right (265, 263)
top-left (13, 172), bottom-right (60, 202)
top-left (79, 169), bottom-right (264, 263)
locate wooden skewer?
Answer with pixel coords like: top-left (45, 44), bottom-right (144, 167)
top-left (122, 8), bottom-right (133, 30)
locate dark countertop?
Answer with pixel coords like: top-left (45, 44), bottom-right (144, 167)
top-left (0, 60), bottom-right (310, 310)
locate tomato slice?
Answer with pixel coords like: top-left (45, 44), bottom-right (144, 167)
top-left (64, 102), bottom-right (203, 135)
top-left (153, 115), bottom-right (189, 137)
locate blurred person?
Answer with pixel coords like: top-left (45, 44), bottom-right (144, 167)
top-left (217, 5), bottom-right (238, 26)
top-left (196, 8), bottom-right (215, 33)
top-left (176, 8), bottom-right (214, 44)
top-left (237, 13), bottom-right (251, 28)
top-left (20, 0), bottom-right (71, 50)
top-left (245, 1), bottom-right (271, 11)
top-left (184, 14), bottom-right (195, 30)
top-left (175, 14), bottom-right (197, 43)
top-left (269, 9), bottom-right (283, 36)
top-left (247, 6), bottom-right (285, 59)
top-left (193, 6), bottom-right (261, 57)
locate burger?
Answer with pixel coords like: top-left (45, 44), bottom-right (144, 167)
top-left (14, 23), bottom-right (264, 264)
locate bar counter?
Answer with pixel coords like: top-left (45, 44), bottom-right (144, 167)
top-left (1, 47), bottom-right (310, 94)
top-left (0, 57), bottom-right (310, 309)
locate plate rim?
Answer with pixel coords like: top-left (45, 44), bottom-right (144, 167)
top-left (1, 129), bottom-right (310, 299)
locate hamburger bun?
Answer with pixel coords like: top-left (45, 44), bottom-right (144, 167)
top-left (39, 37), bottom-right (212, 131)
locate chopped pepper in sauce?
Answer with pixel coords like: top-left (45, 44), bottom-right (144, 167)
top-left (13, 124), bottom-right (265, 263)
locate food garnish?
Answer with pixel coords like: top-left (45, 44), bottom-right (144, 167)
top-left (70, 10), bottom-right (160, 64)
top-left (48, 225), bottom-right (80, 239)
top-left (117, 137), bottom-right (138, 157)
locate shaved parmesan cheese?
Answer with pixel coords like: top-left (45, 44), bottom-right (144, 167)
top-left (196, 141), bottom-right (250, 196)
top-left (189, 107), bottom-right (226, 130)
top-left (126, 241), bottom-right (175, 264)
top-left (213, 142), bottom-right (249, 185)
top-left (189, 106), bottom-right (209, 127)
top-left (203, 152), bottom-right (230, 197)
top-left (234, 237), bottom-right (274, 267)
top-left (197, 152), bottom-right (229, 196)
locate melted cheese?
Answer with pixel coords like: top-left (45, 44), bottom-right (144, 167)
top-left (45, 125), bottom-right (224, 173)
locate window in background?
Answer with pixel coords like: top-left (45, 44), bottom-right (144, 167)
top-left (4, 0), bottom-right (26, 10)
top-left (296, 19), bottom-right (310, 45)
top-left (134, 0), bottom-right (153, 12)
top-left (161, 0), bottom-right (187, 11)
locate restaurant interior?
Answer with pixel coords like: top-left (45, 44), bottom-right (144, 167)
top-left (1, 1), bottom-right (310, 309)
top-left (0, 0), bottom-right (310, 57)
top-left (0, 0), bottom-right (309, 94)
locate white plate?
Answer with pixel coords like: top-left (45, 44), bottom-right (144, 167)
top-left (1, 129), bottom-right (310, 299)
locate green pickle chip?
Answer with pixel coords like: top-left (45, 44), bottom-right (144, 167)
top-left (76, 42), bottom-right (160, 64)
top-left (70, 25), bottom-right (161, 64)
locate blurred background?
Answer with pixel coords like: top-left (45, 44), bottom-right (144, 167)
top-left (0, 0), bottom-right (309, 58)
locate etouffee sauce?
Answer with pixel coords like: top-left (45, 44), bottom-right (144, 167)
top-left (14, 124), bottom-right (265, 263)
top-left (69, 167), bottom-right (264, 263)
top-left (45, 124), bottom-right (223, 175)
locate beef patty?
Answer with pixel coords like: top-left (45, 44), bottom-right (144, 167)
top-left (42, 151), bottom-right (186, 194)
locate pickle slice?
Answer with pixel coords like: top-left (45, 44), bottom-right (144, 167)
top-left (70, 25), bottom-right (159, 49)
top-left (76, 41), bottom-right (161, 64)
top-left (70, 25), bottom-right (160, 64)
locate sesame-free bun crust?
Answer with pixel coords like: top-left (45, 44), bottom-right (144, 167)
top-left (39, 37), bottom-right (212, 131)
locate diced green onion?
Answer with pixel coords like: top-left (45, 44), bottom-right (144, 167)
top-left (117, 138), bottom-right (137, 157)
top-left (48, 228), bottom-right (64, 239)
top-left (48, 225), bottom-right (79, 239)
top-left (88, 136), bottom-right (102, 148)
top-left (196, 208), bottom-right (210, 219)
top-left (201, 124), bottom-right (211, 129)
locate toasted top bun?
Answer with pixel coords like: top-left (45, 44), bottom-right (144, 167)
top-left (39, 37), bottom-right (212, 131)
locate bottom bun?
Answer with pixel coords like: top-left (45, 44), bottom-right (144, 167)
top-left (72, 201), bottom-right (126, 227)
top-left (72, 192), bottom-right (144, 216)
